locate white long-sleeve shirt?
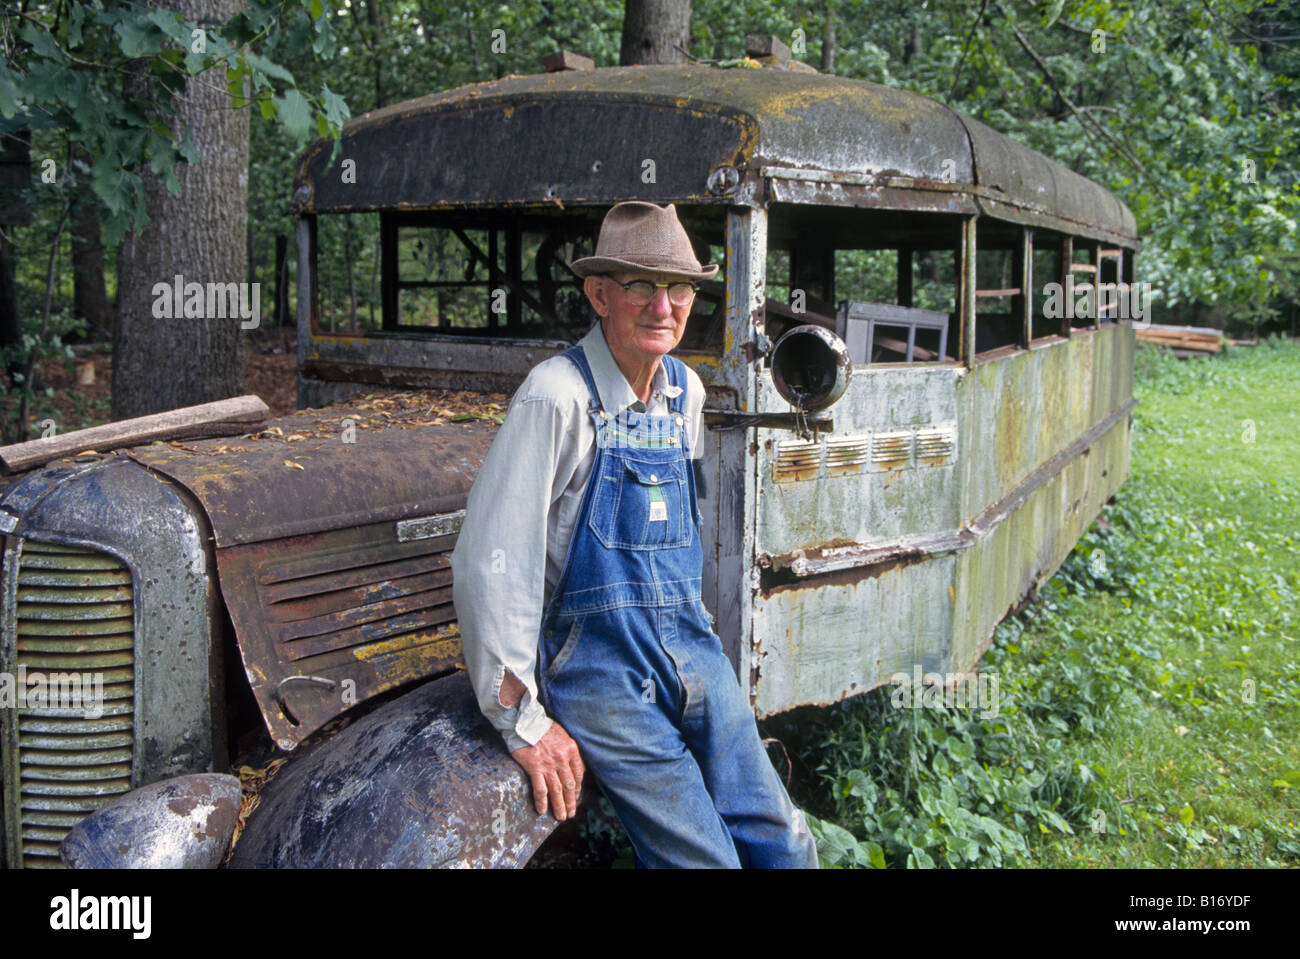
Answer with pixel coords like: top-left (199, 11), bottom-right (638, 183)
top-left (450, 322), bottom-right (706, 753)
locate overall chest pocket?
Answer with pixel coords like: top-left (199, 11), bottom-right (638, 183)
top-left (589, 455), bottom-right (692, 550)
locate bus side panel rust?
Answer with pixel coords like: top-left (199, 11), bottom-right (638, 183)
top-left (749, 325), bottom-right (1134, 717)
top-left (754, 555), bottom-right (961, 713)
top-left (952, 325), bottom-right (1134, 670)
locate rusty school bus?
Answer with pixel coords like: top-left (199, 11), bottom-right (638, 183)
top-left (0, 57), bottom-right (1138, 868)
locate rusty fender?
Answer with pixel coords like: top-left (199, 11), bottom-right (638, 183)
top-left (228, 671), bottom-right (564, 868)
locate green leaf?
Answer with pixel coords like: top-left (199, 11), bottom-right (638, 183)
top-left (273, 89), bottom-right (313, 142)
top-left (0, 65), bottom-right (21, 119)
top-left (864, 841), bottom-right (886, 869)
top-left (242, 49), bottom-right (295, 87)
top-left (1180, 805), bottom-right (1195, 824)
top-left (145, 7), bottom-right (191, 45)
top-left (226, 65), bottom-right (247, 109)
top-left (311, 16), bottom-right (336, 57)
top-left (176, 127), bottom-right (200, 164)
top-left (908, 847), bottom-right (935, 869)
top-left (114, 17), bottom-right (162, 58)
top-left (184, 46), bottom-right (207, 75)
top-left (948, 738), bottom-right (975, 761)
top-left (66, 2), bottom-right (86, 47)
top-left (808, 816), bottom-right (860, 867)
top-left (19, 21), bottom-right (63, 61)
top-left (149, 142), bottom-right (181, 196)
top-left (846, 768), bottom-right (876, 801)
top-left (320, 82), bottom-right (350, 131)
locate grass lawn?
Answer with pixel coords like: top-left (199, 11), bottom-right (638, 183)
top-left (783, 337), bottom-right (1300, 868)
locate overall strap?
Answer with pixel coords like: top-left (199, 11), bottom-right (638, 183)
top-left (542, 344), bottom-right (606, 630)
top-left (561, 345), bottom-right (602, 411)
top-left (567, 343), bottom-right (688, 418)
top-left (663, 354), bottom-right (688, 415)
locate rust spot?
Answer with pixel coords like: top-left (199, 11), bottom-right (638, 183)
top-left (763, 537), bottom-right (863, 571)
top-left (759, 551), bottom-right (925, 596)
top-left (197, 797), bottom-right (239, 842)
top-left (168, 795), bottom-right (199, 817)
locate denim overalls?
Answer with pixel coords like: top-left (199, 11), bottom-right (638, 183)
top-left (536, 346), bottom-right (819, 868)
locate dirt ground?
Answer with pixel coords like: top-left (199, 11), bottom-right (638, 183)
top-left (13, 327), bottom-right (304, 436)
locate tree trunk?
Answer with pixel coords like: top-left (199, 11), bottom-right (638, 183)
top-left (350, 0), bottom-right (387, 106)
top-left (273, 233), bottom-right (289, 327)
top-left (70, 144), bottom-right (112, 343)
top-left (821, 1), bottom-right (836, 72)
top-left (343, 218), bottom-right (357, 332)
top-left (620, 0), bottom-right (691, 65)
top-left (365, 0), bottom-right (387, 107)
top-left (0, 129), bottom-right (30, 360)
top-left (0, 230), bottom-right (18, 362)
top-left (112, 0), bottom-right (249, 420)
top-left (905, 22), bottom-right (923, 64)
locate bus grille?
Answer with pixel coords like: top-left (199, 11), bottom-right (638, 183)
top-left (9, 541), bottom-right (134, 868)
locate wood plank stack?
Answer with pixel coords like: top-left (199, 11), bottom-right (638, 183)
top-left (1135, 324), bottom-right (1225, 354)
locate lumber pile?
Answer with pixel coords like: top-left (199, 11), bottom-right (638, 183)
top-left (1135, 324), bottom-right (1225, 354)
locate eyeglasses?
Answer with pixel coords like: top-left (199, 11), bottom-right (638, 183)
top-left (612, 279), bottom-right (699, 307)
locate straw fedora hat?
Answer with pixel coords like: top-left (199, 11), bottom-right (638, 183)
top-left (569, 201), bottom-right (719, 280)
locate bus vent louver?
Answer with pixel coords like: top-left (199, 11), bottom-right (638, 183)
top-left (870, 431), bottom-right (913, 468)
top-left (824, 437), bottom-right (870, 476)
top-left (772, 439), bottom-right (821, 483)
top-left (915, 426), bottom-right (956, 464)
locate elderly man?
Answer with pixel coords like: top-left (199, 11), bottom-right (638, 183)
top-left (451, 201), bottom-right (818, 868)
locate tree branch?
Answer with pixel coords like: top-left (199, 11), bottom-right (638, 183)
top-left (950, 0), bottom-right (990, 101)
top-left (996, 4), bottom-right (1155, 187)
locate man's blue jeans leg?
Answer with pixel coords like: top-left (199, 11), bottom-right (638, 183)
top-left (540, 605), bottom-right (818, 868)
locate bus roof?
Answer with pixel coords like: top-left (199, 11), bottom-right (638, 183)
top-left (293, 63), bottom-right (1138, 246)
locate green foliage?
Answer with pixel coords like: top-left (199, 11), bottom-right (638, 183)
top-left (0, 306), bottom-right (85, 444)
top-left (798, 608), bottom-right (1135, 868)
top-left (2, 1), bottom-right (350, 245)
top-left (692, 0), bottom-right (1300, 328)
top-left (244, 0), bottom-right (626, 322)
top-left (578, 793), bottom-right (635, 868)
top-left (8, 2), bottom-right (1298, 336)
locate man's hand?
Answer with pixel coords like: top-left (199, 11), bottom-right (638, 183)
top-left (510, 721), bottom-right (585, 821)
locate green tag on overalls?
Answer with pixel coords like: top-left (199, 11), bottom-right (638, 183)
top-left (648, 483), bottom-right (666, 521)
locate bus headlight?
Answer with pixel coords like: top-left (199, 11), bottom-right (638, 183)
top-left (770, 325), bottom-right (852, 412)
